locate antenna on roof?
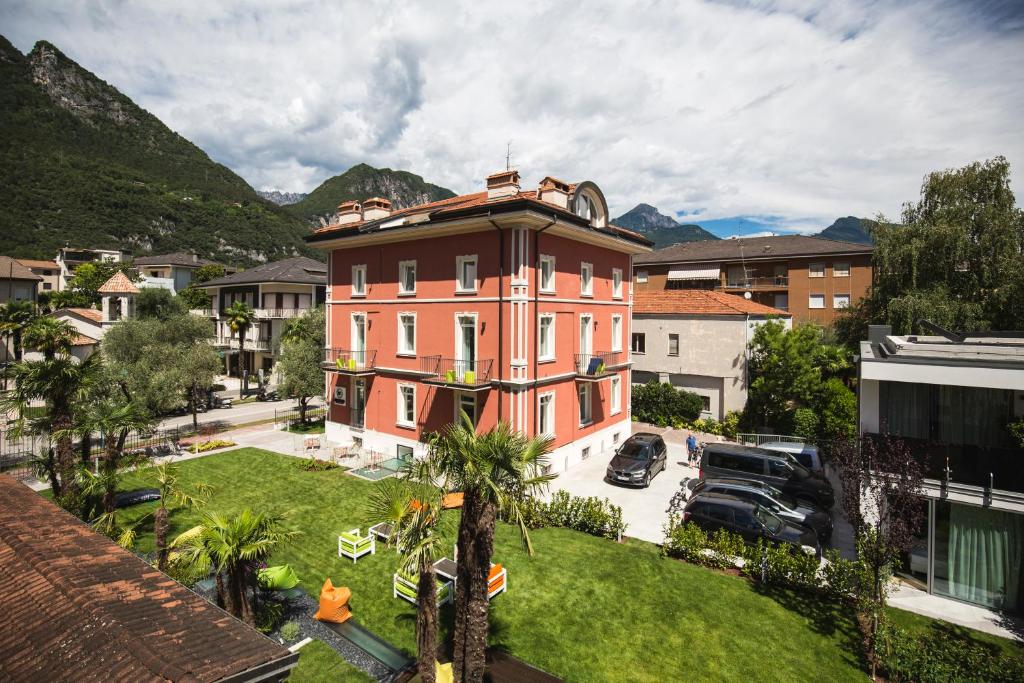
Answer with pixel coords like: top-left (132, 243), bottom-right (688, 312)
top-left (505, 141), bottom-right (513, 171)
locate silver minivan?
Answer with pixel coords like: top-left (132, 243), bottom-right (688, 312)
top-left (760, 442), bottom-right (822, 474)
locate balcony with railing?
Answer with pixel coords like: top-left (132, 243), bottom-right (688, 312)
top-left (189, 308), bottom-right (217, 318)
top-left (574, 351), bottom-right (622, 380)
top-left (224, 337), bottom-right (271, 352)
top-left (255, 308), bottom-right (304, 319)
top-left (421, 356), bottom-right (493, 390)
top-left (864, 433), bottom-right (1024, 496)
top-left (722, 275), bottom-right (789, 290)
top-left (322, 349), bottom-right (377, 375)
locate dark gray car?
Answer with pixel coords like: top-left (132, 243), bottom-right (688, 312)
top-left (699, 443), bottom-right (834, 509)
top-left (683, 492), bottom-right (821, 557)
top-left (685, 477), bottom-right (833, 542)
top-left (606, 432), bottom-right (667, 488)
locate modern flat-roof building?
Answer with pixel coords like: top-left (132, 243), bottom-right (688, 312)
top-left (0, 475), bottom-right (298, 682)
top-left (859, 325), bottom-right (1024, 614)
top-left (306, 170), bottom-right (652, 473)
top-left (55, 247), bottom-right (125, 290)
top-left (131, 251), bottom-right (226, 294)
top-left (195, 256), bottom-right (327, 381)
top-left (633, 235), bottom-right (872, 326)
top-left (631, 289), bottom-right (792, 419)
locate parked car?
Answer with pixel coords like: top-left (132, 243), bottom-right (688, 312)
top-left (760, 441), bottom-right (823, 475)
top-left (683, 492), bottom-right (820, 557)
top-left (606, 432), bottom-right (668, 487)
top-left (683, 477), bottom-right (832, 541)
top-left (699, 443), bottom-right (834, 509)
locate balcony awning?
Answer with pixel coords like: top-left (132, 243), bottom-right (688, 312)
top-left (667, 265), bottom-right (720, 281)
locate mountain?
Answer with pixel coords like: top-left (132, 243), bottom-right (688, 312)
top-left (257, 190), bottom-right (307, 205)
top-left (0, 36), bottom-right (314, 265)
top-left (289, 163), bottom-right (456, 220)
top-left (612, 203), bottom-right (719, 248)
top-left (815, 216), bottom-right (875, 244)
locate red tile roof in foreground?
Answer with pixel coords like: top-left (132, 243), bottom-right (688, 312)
top-left (97, 270), bottom-right (140, 294)
top-left (0, 475), bottom-right (297, 682)
top-left (55, 307), bottom-right (103, 323)
top-left (633, 289), bottom-right (791, 317)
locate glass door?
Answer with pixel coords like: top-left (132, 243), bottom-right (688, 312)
top-left (456, 315), bottom-right (476, 379)
top-left (579, 315), bottom-right (592, 355)
top-left (352, 379), bottom-right (366, 429)
top-left (352, 314), bottom-right (366, 367)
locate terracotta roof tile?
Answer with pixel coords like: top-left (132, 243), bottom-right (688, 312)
top-left (16, 259), bottom-right (59, 270)
top-left (0, 475), bottom-right (297, 682)
top-left (633, 289), bottom-right (791, 317)
top-left (97, 271), bottom-right (140, 294)
top-left (635, 234), bottom-right (872, 265)
top-left (0, 255), bottom-right (42, 281)
top-left (55, 307), bottom-right (103, 323)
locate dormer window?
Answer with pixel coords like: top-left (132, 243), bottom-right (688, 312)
top-left (575, 194), bottom-right (597, 222)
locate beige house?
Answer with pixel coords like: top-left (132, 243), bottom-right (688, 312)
top-left (631, 289), bottom-right (791, 419)
top-left (16, 259), bottom-right (60, 294)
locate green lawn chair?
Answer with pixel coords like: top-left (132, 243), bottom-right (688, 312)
top-left (338, 528), bottom-right (375, 563)
top-left (393, 570), bottom-right (452, 606)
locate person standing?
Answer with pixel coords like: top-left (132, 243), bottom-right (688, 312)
top-left (686, 432), bottom-right (699, 467)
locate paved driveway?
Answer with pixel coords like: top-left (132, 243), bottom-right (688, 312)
top-left (549, 434), bottom-right (699, 545)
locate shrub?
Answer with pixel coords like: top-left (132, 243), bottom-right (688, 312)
top-left (297, 457), bottom-right (338, 471)
top-left (188, 439), bottom-right (236, 453)
top-left (814, 377), bottom-right (856, 445)
top-left (742, 539), bottom-right (820, 590)
top-left (662, 516), bottom-right (710, 564)
top-left (505, 491), bottom-right (626, 540)
top-left (255, 600), bottom-right (284, 634)
top-left (631, 381), bottom-right (703, 425)
top-left (790, 408), bottom-right (819, 443)
top-left (720, 411), bottom-right (742, 440)
top-left (820, 549), bottom-right (861, 600)
top-left (279, 621), bottom-right (301, 642)
top-left (876, 619), bottom-right (1024, 683)
top-left (1007, 418), bottom-right (1024, 448)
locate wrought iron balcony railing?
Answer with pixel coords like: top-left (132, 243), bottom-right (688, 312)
top-left (420, 356), bottom-right (493, 388)
top-left (255, 308), bottom-right (303, 319)
top-left (574, 351), bottom-right (622, 378)
top-left (323, 349), bottom-right (376, 374)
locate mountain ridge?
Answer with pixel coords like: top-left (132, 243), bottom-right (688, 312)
top-left (612, 203), bottom-right (719, 248)
top-left (814, 216), bottom-right (875, 244)
top-left (289, 163), bottom-right (456, 219)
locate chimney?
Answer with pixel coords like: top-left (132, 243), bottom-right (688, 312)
top-left (361, 197), bottom-right (392, 221)
top-left (334, 200), bottom-right (362, 225)
top-left (486, 170), bottom-right (520, 200)
top-left (538, 176), bottom-right (570, 209)
top-left (192, 253), bottom-right (199, 263)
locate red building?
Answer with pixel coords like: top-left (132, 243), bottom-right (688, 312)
top-left (306, 170), bottom-right (652, 473)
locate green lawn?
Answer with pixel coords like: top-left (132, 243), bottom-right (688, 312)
top-left (289, 640), bottom-right (373, 682)
top-left (116, 448), bottom-right (870, 682)
top-left (885, 606), bottom-right (1023, 660)
top-left (286, 419), bottom-right (326, 434)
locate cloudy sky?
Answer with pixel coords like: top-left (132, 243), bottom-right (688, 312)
top-left (3, 0), bottom-right (1023, 236)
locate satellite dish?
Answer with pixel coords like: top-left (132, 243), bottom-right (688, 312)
top-left (744, 292), bottom-right (752, 300)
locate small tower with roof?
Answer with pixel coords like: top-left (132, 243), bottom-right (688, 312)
top-left (98, 271), bottom-right (140, 326)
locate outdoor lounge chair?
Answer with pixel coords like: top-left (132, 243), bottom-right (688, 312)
top-left (393, 570), bottom-right (452, 606)
top-left (487, 563), bottom-right (507, 600)
top-left (313, 578), bottom-right (352, 624)
top-left (369, 521), bottom-right (394, 543)
top-left (338, 528), bottom-right (375, 563)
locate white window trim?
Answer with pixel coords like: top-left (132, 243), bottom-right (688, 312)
top-left (454, 312), bottom-right (478, 363)
top-left (538, 391), bottom-right (556, 437)
top-left (398, 260), bottom-right (417, 295)
top-left (580, 262), bottom-right (594, 297)
top-left (397, 383), bottom-right (416, 428)
top-left (610, 375), bottom-right (622, 415)
top-left (397, 312), bottom-right (416, 356)
top-left (454, 391), bottom-right (477, 425)
top-left (808, 263), bottom-right (825, 278)
top-left (539, 254), bottom-right (556, 294)
top-left (833, 294), bottom-right (850, 309)
top-left (578, 382), bottom-right (593, 426)
top-left (456, 254), bottom-right (478, 293)
top-left (612, 268), bottom-right (623, 299)
top-left (538, 313), bottom-right (556, 362)
top-left (636, 270), bottom-right (649, 284)
top-left (668, 333), bottom-right (680, 356)
top-left (631, 332), bottom-right (646, 355)
top-left (351, 264), bottom-right (367, 297)
top-left (611, 314), bottom-right (623, 352)
top-left (808, 294), bottom-right (826, 309)
top-left (833, 262), bottom-right (850, 277)
top-left (579, 313), bottom-right (593, 356)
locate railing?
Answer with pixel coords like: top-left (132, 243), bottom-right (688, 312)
top-left (255, 308), bottom-right (303, 319)
top-left (574, 351), bottom-right (622, 377)
top-left (723, 275), bottom-right (789, 289)
top-left (864, 433), bottom-right (1024, 495)
top-left (323, 349), bottom-right (376, 372)
top-left (226, 337), bottom-right (271, 352)
top-left (420, 356), bottom-right (493, 387)
top-left (737, 433), bottom-right (807, 446)
top-left (189, 308), bottom-right (216, 318)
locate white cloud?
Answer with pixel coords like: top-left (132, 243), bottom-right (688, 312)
top-left (3, 0), bottom-right (1022, 229)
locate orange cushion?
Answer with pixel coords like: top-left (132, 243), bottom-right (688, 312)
top-left (442, 492), bottom-right (465, 509)
top-left (488, 564), bottom-right (503, 581)
top-left (314, 578), bottom-right (352, 623)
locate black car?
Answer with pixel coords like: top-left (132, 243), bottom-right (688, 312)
top-left (606, 433), bottom-right (668, 487)
top-left (699, 443), bottom-right (834, 509)
top-left (683, 492), bottom-right (820, 556)
top-left (684, 477), bottom-right (833, 542)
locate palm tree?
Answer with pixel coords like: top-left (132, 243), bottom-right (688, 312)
top-left (22, 317), bottom-right (78, 361)
top-left (223, 301), bottom-right (256, 396)
top-left (366, 478), bottom-right (450, 683)
top-left (422, 415), bottom-right (554, 682)
top-left (0, 300), bottom-right (37, 362)
top-left (170, 509), bottom-right (300, 625)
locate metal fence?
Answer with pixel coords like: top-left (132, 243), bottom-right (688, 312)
top-left (736, 433), bottom-right (808, 446)
top-left (274, 404), bottom-right (327, 427)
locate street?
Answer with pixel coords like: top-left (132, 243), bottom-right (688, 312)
top-left (157, 395), bottom-right (323, 431)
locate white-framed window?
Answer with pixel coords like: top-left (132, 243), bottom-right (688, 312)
top-left (540, 254), bottom-right (556, 293)
top-left (538, 314), bottom-right (555, 361)
top-left (580, 262), bottom-right (593, 296)
top-left (578, 383), bottom-right (593, 425)
top-left (612, 268), bottom-right (623, 299)
top-left (611, 315), bottom-right (622, 352)
top-left (398, 260), bottom-right (416, 294)
top-left (397, 383), bottom-right (416, 427)
top-left (636, 270), bottom-right (649, 283)
top-left (538, 391), bottom-right (555, 437)
top-left (397, 313), bottom-right (416, 355)
top-left (668, 333), bottom-right (680, 356)
top-left (456, 391), bottom-right (477, 426)
top-left (809, 294), bottom-right (826, 309)
top-left (631, 332), bottom-right (646, 354)
top-left (833, 262), bottom-right (850, 278)
top-left (456, 255), bottom-right (478, 293)
top-left (833, 294), bottom-right (850, 309)
top-left (808, 263), bottom-right (825, 278)
top-left (351, 264), bottom-right (367, 296)
top-left (610, 375), bottom-right (622, 415)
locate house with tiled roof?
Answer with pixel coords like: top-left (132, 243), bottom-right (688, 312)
top-left (0, 255), bottom-right (41, 305)
top-left (131, 251), bottom-right (230, 294)
top-left (16, 258), bottom-right (59, 295)
top-left (0, 474), bottom-right (298, 682)
top-left (633, 234), bottom-right (873, 325)
top-left (630, 289), bottom-right (791, 419)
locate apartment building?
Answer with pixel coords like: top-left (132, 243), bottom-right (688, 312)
top-left (131, 252), bottom-right (225, 294)
top-left (55, 247), bottom-right (125, 290)
top-left (15, 259), bottom-right (59, 294)
top-left (631, 289), bottom-right (791, 419)
top-left (195, 256), bottom-right (326, 380)
top-left (306, 170), bottom-right (652, 473)
top-left (859, 325), bottom-right (1024, 614)
top-left (633, 235), bottom-right (872, 325)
